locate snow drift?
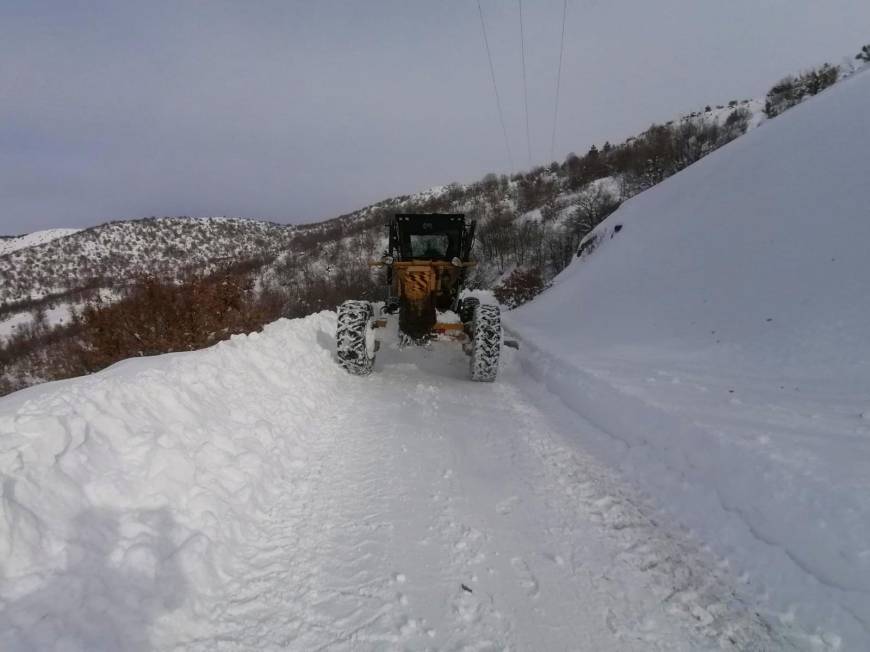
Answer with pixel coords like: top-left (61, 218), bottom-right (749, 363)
top-left (0, 316), bottom-right (341, 650)
top-left (508, 68), bottom-right (870, 647)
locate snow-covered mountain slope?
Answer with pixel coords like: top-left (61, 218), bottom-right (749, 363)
top-left (0, 228), bottom-right (81, 257)
top-left (515, 69), bottom-right (870, 375)
top-left (0, 217), bottom-right (294, 305)
top-left (0, 96), bottom-right (761, 311)
top-left (508, 67), bottom-right (870, 648)
top-left (0, 314), bottom-right (811, 651)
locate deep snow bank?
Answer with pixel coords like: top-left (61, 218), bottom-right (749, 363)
top-left (514, 68), bottom-right (870, 379)
top-left (507, 68), bottom-right (870, 648)
top-left (0, 314), bottom-right (341, 650)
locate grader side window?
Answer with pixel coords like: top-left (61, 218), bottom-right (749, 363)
top-left (409, 234), bottom-right (450, 259)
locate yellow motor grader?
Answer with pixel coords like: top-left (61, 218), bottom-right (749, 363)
top-left (336, 213), bottom-right (501, 381)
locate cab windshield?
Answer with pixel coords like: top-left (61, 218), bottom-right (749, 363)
top-left (410, 234), bottom-right (450, 258)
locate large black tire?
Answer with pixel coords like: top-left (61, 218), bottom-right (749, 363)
top-left (336, 300), bottom-right (376, 375)
top-left (470, 304), bottom-right (501, 382)
top-left (458, 296), bottom-right (480, 324)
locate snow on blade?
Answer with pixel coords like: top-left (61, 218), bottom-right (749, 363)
top-left (508, 67), bottom-right (870, 648)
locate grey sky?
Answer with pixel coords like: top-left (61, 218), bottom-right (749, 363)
top-left (2, 1), bottom-right (869, 233)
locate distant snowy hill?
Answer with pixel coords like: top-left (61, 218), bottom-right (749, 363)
top-left (0, 217), bottom-right (294, 305)
top-left (0, 96), bottom-right (764, 312)
top-left (0, 228), bottom-right (80, 257)
top-left (509, 67), bottom-right (870, 647)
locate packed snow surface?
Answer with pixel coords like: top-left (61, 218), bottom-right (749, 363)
top-left (0, 228), bottom-right (80, 257)
top-left (509, 68), bottom-right (870, 649)
top-left (0, 314), bottom-right (810, 650)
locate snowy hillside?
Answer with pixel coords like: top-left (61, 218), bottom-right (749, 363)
top-left (509, 67), bottom-right (870, 648)
top-left (0, 228), bottom-right (81, 257)
top-left (514, 71), bottom-right (870, 375)
top-left (0, 217), bottom-right (294, 305)
top-left (0, 95), bottom-right (764, 313)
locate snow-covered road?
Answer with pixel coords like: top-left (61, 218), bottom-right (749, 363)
top-left (0, 314), bottom-right (809, 650)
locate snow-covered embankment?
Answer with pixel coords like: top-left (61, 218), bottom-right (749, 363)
top-left (507, 66), bottom-right (870, 649)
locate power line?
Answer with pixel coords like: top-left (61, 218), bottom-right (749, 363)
top-left (550, 0), bottom-right (568, 162)
top-left (518, 0), bottom-right (532, 168)
top-left (476, 0), bottom-right (515, 172)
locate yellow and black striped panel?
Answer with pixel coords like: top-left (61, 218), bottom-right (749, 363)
top-left (399, 266), bottom-right (435, 301)
top-left (399, 267), bottom-right (434, 301)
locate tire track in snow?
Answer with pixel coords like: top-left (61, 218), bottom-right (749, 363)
top-left (302, 324), bottom-right (792, 650)
top-left (184, 320), bottom-right (806, 650)
top-left (492, 375), bottom-right (803, 650)
top-left (0, 314), bottom-right (817, 650)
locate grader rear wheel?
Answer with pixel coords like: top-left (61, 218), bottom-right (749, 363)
top-left (336, 300), bottom-right (376, 375)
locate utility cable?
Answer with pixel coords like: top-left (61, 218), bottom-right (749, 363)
top-left (550, 0), bottom-right (568, 162)
top-left (519, 0), bottom-right (532, 167)
top-left (477, 0), bottom-right (515, 172)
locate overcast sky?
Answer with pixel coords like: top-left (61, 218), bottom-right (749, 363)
top-left (2, 1), bottom-right (869, 233)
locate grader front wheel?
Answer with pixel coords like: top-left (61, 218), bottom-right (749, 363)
top-left (470, 304), bottom-right (501, 382)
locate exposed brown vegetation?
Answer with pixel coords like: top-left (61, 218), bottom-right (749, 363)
top-left (72, 274), bottom-right (284, 373)
top-left (0, 266), bottom-right (284, 395)
top-left (493, 268), bottom-right (549, 310)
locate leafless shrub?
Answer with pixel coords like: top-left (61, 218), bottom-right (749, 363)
top-left (493, 267), bottom-right (549, 309)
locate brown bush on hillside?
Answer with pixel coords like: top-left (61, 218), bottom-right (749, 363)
top-left (0, 315), bottom-right (86, 394)
top-left (493, 267), bottom-right (549, 310)
top-left (71, 273), bottom-right (284, 373)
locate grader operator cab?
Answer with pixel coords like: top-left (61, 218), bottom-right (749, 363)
top-left (336, 213), bottom-right (502, 382)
